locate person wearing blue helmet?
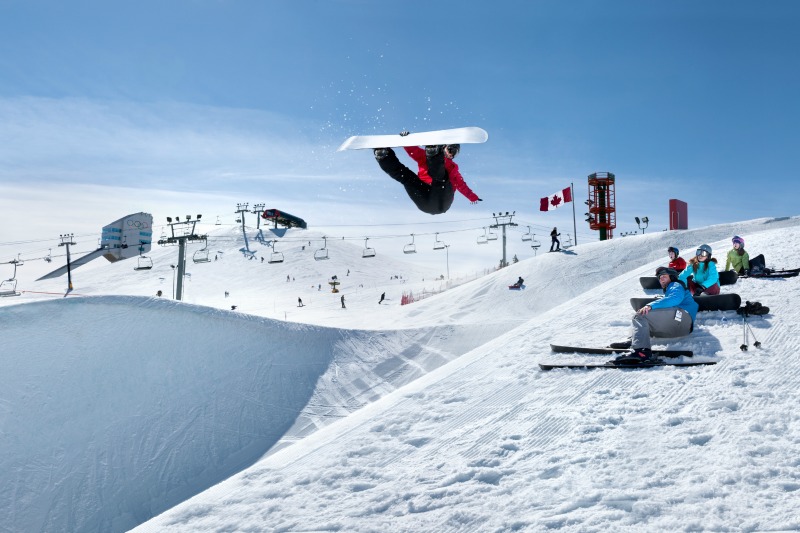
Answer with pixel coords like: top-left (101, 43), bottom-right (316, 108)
top-left (613, 266), bottom-right (698, 365)
top-left (667, 246), bottom-right (686, 272)
top-left (678, 244), bottom-right (720, 295)
top-left (725, 236), bottom-right (750, 274)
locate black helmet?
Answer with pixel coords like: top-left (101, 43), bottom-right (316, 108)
top-left (445, 144), bottom-right (460, 157)
top-left (656, 266), bottom-right (679, 282)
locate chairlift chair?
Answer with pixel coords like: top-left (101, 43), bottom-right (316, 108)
top-left (268, 242), bottom-right (285, 263)
top-left (531, 234), bottom-right (542, 255)
top-left (134, 255), bottom-right (153, 271)
top-left (477, 228), bottom-right (489, 245)
top-left (314, 237), bottom-right (330, 261)
top-left (0, 278), bottom-right (19, 297)
top-left (403, 234), bottom-right (417, 254)
top-left (521, 226), bottom-right (532, 242)
top-left (487, 228), bottom-right (498, 241)
top-left (433, 232), bottom-right (446, 250)
top-left (362, 237), bottom-right (376, 258)
top-left (1, 258), bottom-right (22, 296)
top-left (192, 248), bottom-right (211, 264)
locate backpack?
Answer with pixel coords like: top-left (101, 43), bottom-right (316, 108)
top-left (736, 301), bottom-right (770, 316)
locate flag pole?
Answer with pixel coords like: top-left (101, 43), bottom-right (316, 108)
top-left (571, 182), bottom-right (577, 246)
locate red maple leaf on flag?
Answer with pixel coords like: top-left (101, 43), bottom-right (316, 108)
top-left (550, 195), bottom-right (563, 208)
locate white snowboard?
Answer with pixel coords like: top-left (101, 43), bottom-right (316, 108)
top-left (337, 127), bottom-right (488, 151)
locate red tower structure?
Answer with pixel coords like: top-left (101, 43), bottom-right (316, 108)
top-left (586, 172), bottom-right (616, 240)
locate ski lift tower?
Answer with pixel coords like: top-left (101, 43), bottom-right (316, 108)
top-left (490, 211), bottom-right (518, 268)
top-left (586, 172), bottom-right (616, 241)
top-left (158, 214), bottom-right (207, 301)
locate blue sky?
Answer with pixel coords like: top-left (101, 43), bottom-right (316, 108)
top-left (1, 0), bottom-right (799, 272)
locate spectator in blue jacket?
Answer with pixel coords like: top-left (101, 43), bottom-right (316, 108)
top-left (678, 244), bottom-right (720, 295)
top-left (614, 267), bottom-right (699, 365)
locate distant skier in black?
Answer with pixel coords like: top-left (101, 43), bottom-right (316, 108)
top-left (379, 292), bottom-right (386, 304)
top-left (514, 277), bottom-right (524, 288)
top-left (549, 227), bottom-right (561, 252)
top-left (298, 297), bottom-right (304, 307)
top-left (341, 295), bottom-right (346, 309)
top-left (374, 132), bottom-right (481, 215)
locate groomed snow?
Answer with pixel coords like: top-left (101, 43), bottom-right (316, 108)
top-left (2, 216), bottom-right (799, 532)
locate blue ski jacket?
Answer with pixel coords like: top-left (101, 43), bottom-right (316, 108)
top-left (650, 281), bottom-right (698, 324)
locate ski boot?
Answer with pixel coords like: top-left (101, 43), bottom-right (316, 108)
top-left (425, 145), bottom-right (444, 157)
top-left (608, 338), bottom-right (632, 349)
top-left (611, 348), bottom-right (661, 366)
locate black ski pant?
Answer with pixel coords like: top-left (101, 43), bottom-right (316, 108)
top-left (377, 148), bottom-right (454, 215)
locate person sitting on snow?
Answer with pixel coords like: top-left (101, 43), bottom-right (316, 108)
top-left (667, 246), bottom-right (687, 272)
top-left (613, 267), bottom-right (698, 365)
top-left (678, 244), bottom-right (720, 296)
top-left (724, 236), bottom-right (750, 275)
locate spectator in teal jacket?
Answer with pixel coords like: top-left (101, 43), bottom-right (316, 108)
top-left (678, 244), bottom-right (720, 295)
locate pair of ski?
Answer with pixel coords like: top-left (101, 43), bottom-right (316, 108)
top-left (540, 344), bottom-right (717, 371)
top-left (739, 267), bottom-right (799, 279)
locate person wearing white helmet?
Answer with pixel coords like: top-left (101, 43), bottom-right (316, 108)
top-left (725, 236), bottom-right (750, 275)
top-left (678, 244), bottom-right (720, 296)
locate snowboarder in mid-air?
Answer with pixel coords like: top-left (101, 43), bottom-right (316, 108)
top-left (374, 131), bottom-right (481, 215)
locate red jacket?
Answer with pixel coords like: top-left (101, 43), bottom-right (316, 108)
top-left (669, 257), bottom-right (687, 272)
top-left (404, 146), bottom-right (479, 202)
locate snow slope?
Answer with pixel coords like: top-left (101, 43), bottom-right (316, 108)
top-left (2, 216), bottom-right (799, 532)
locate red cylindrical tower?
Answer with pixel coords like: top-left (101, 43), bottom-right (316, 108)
top-left (587, 172), bottom-right (616, 240)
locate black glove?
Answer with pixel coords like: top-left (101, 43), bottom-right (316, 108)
top-left (399, 130), bottom-right (410, 136)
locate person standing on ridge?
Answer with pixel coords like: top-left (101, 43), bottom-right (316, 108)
top-left (549, 228), bottom-right (561, 252)
top-left (374, 131), bottom-right (481, 215)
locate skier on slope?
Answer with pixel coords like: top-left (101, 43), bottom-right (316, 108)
top-left (374, 131), bottom-right (481, 215)
top-left (612, 266), bottom-right (698, 365)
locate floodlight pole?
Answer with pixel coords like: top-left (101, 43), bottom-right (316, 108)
top-left (490, 212), bottom-right (518, 268)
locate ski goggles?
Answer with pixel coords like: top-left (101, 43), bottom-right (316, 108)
top-left (696, 249), bottom-right (710, 257)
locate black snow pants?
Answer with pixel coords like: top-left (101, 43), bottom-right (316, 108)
top-left (377, 148), bottom-right (454, 215)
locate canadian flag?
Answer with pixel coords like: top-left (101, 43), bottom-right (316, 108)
top-left (539, 186), bottom-right (572, 211)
